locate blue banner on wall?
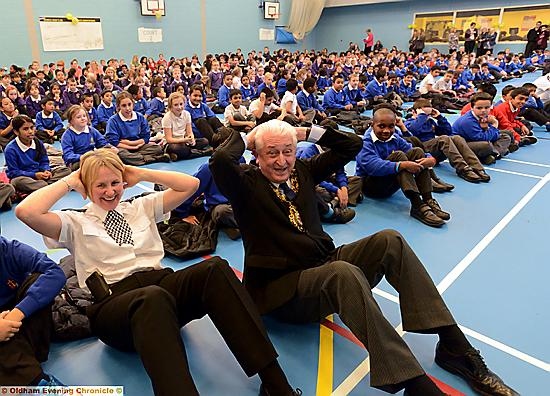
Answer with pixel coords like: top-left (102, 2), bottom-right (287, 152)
top-left (275, 27), bottom-right (296, 44)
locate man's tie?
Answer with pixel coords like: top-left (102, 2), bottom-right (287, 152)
top-left (103, 210), bottom-right (134, 246)
top-left (279, 183), bottom-right (296, 201)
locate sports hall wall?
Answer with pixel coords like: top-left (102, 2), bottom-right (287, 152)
top-left (1, 0), bottom-right (315, 67)
top-left (315, 0), bottom-right (547, 53)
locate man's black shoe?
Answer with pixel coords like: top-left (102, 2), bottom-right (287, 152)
top-left (435, 342), bottom-right (520, 396)
top-left (426, 198), bottom-right (450, 221)
top-left (410, 204), bottom-right (445, 227)
top-left (475, 169), bottom-right (491, 182)
top-left (259, 384), bottom-right (302, 396)
top-left (457, 169), bottom-right (481, 183)
top-left (508, 143), bottom-right (519, 153)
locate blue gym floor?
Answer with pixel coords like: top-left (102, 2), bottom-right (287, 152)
top-left (1, 73), bottom-right (549, 395)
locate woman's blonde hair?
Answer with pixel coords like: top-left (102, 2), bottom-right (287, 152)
top-left (79, 148), bottom-right (124, 198)
top-left (167, 92), bottom-right (185, 109)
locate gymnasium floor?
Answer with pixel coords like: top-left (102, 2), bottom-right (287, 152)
top-left (1, 73), bottom-right (549, 395)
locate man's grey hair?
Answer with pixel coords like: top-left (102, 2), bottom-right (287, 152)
top-left (253, 119), bottom-right (297, 151)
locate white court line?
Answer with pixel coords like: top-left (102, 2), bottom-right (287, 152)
top-left (136, 182), bottom-right (155, 192)
top-left (485, 167), bottom-right (543, 179)
top-left (500, 158), bottom-right (550, 168)
top-left (459, 325), bottom-right (550, 373)
top-left (437, 172), bottom-right (550, 293)
top-left (371, 289), bottom-right (550, 373)
top-left (334, 172), bottom-right (550, 393)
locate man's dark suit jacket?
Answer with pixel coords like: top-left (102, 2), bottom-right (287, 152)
top-left (210, 127), bottom-right (362, 314)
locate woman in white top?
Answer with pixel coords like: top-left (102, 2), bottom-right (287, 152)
top-left (15, 149), bottom-right (298, 396)
top-left (161, 92), bottom-right (211, 160)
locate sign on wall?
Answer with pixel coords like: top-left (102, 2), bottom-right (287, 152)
top-left (39, 16), bottom-right (104, 51)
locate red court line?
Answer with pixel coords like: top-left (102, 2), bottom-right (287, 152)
top-left (213, 258), bottom-right (464, 395)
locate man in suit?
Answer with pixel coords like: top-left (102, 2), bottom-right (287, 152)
top-left (210, 119), bottom-right (518, 396)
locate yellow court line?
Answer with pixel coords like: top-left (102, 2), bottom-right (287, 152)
top-left (316, 315), bottom-right (334, 396)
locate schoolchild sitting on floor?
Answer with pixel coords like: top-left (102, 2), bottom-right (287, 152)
top-left (5, 115), bottom-right (71, 195)
top-left (0, 236), bottom-right (66, 386)
top-left (61, 105), bottom-right (111, 171)
top-left (405, 99), bottom-right (490, 183)
top-left (185, 84), bottom-right (223, 144)
top-left (223, 89), bottom-right (256, 132)
top-left (356, 108), bottom-right (450, 228)
top-left (163, 92), bottom-right (212, 161)
top-left (105, 91), bottom-right (169, 166)
top-left (35, 97), bottom-right (65, 144)
top-left (493, 87), bottom-right (538, 147)
top-left (452, 93), bottom-right (514, 165)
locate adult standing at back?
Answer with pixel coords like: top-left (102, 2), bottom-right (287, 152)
top-left (363, 29), bottom-right (374, 55)
top-left (525, 21), bottom-right (542, 56)
top-left (464, 22), bottom-right (478, 54)
top-left (448, 27), bottom-right (459, 54)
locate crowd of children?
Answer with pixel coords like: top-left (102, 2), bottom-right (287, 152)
top-left (0, 44), bottom-right (549, 218)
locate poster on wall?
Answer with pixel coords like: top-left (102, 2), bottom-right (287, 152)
top-left (499, 5), bottom-right (550, 42)
top-left (39, 16), bottom-right (104, 51)
top-left (413, 12), bottom-right (454, 43)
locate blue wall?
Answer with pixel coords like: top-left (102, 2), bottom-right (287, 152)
top-left (314, 0), bottom-right (546, 54)
top-left (1, 0), bottom-right (314, 67)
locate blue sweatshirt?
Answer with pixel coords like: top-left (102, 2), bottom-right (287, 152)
top-left (343, 85), bottom-right (364, 106)
top-left (240, 85), bottom-right (256, 101)
top-left (173, 162), bottom-right (231, 217)
top-left (185, 102), bottom-right (216, 137)
top-left (133, 98), bottom-right (149, 115)
top-left (297, 90), bottom-right (324, 112)
top-left (0, 236), bottom-right (65, 317)
top-left (24, 96), bottom-right (42, 119)
top-left (5, 138), bottom-right (50, 179)
top-left (97, 102), bottom-right (116, 124)
top-left (146, 97), bottom-right (166, 117)
top-left (398, 81), bottom-right (418, 97)
top-left (61, 126), bottom-right (108, 166)
top-left (87, 107), bottom-right (99, 128)
top-left (316, 76), bottom-right (332, 91)
top-left (297, 144), bottom-right (347, 193)
top-left (364, 79), bottom-right (388, 100)
top-left (323, 87), bottom-right (350, 109)
top-left (105, 112), bottom-right (150, 146)
top-left (217, 85), bottom-right (231, 109)
top-left (356, 129), bottom-right (419, 177)
top-left (35, 111), bottom-right (64, 133)
top-left (452, 111), bottom-right (500, 142)
top-left (404, 113), bottom-right (452, 142)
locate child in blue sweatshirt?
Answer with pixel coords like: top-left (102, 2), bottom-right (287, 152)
top-left (521, 83), bottom-right (550, 131)
top-left (61, 105), bottom-right (111, 170)
top-left (145, 86), bottom-right (167, 120)
top-left (355, 108), bottom-right (449, 227)
top-left (105, 92), bottom-right (168, 165)
top-left (96, 90), bottom-right (116, 133)
top-left (5, 115), bottom-right (70, 194)
top-left (0, 235), bottom-right (66, 386)
top-left (405, 99), bottom-right (489, 183)
top-left (35, 97), bottom-right (65, 144)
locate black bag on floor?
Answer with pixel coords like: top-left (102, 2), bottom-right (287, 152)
top-left (157, 211), bottom-right (219, 260)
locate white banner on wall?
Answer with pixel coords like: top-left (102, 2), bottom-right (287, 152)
top-left (138, 27), bottom-right (163, 43)
top-left (259, 28), bottom-right (275, 41)
top-left (39, 16), bottom-right (104, 51)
